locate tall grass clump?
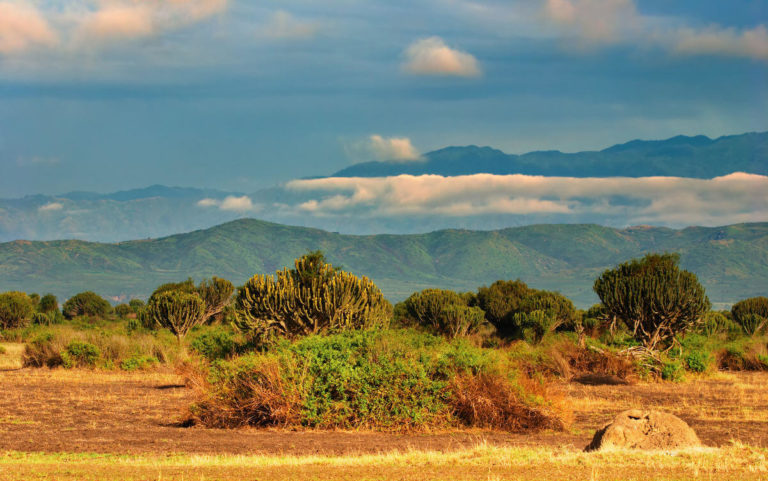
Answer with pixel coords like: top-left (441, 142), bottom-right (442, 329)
top-left (186, 328), bottom-right (567, 432)
top-left (22, 323), bottom-right (184, 369)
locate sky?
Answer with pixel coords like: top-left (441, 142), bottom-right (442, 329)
top-left (1, 0), bottom-right (767, 199)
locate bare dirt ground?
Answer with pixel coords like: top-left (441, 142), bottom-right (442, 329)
top-left (0, 364), bottom-right (766, 455)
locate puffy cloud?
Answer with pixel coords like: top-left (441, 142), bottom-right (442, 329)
top-left (673, 25), bottom-right (768, 60)
top-left (76, 4), bottom-right (155, 41)
top-left (74, 0), bottom-right (228, 43)
top-left (542, 0), bottom-right (768, 60)
top-left (38, 202), bottom-right (63, 212)
top-left (0, 0), bottom-right (228, 53)
top-left (0, 2), bottom-right (58, 54)
top-left (197, 195), bottom-right (256, 212)
top-left (403, 36), bottom-right (481, 77)
top-left (285, 172), bottom-right (768, 226)
top-left (368, 135), bottom-right (422, 162)
top-left (543, 0), bottom-right (638, 44)
top-left (261, 10), bottom-right (318, 40)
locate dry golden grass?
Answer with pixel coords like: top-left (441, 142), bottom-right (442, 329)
top-left (0, 443), bottom-right (766, 481)
top-left (0, 343), bottom-right (24, 370)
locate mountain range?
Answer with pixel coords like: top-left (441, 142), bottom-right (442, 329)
top-left (333, 132), bottom-right (768, 178)
top-left (1, 219), bottom-right (766, 308)
top-left (1, 132), bottom-right (766, 243)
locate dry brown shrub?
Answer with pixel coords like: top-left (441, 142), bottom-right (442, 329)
top-left (448, 372), bottom-right (569, 432)
top-left (548, 341), bottom-right (636, 382)
top-left (183, 359), bottom-right (302, 428)
top-left (716, 342), bottom-right (768, 371)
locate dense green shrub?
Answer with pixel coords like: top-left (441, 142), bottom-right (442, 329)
top-left (594, 253), bottom-right (710, 350)
top-left (234, 252), bottom-right (391, 338)
top-left (661, 360), bottom-right (685, 382)
top-left (62, 291), bottom-right (112, 320)
top-left (684, 350), bottom-right (714, 373)
top-left (61, 341), bottom-right (100, 368)
top-left (114, 304), bottom-right (134, 318)
top-left (400, 289), bottom-right (486, 338)
top-left (0, 291), bottom-right (36, 329)
top-left (38, 294), bottom-right (59, 314)
top-left (188, 329), bottom-right (565, 431)
top-left (128, 299), bottom-right (146, 312)
top-left (145, 290), bottom-right (206, 341)
top-left (698, 311), bottom-right (735, 337)
top-left (120, 355), bottom-right (158, 371)
top-left (475, 280), bottom-right (576, 341)
top-left (190, 328), bottom-right (237, 361)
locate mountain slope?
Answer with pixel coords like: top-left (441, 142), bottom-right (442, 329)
top-left (1, 220), bottom-right (766, 308)
top-left (333, 132), bottom-right (768, 178)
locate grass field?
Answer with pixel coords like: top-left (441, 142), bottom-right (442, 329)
top-left (1, 343), bottom-right (768, 480)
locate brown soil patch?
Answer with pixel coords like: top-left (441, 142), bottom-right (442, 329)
top-left (0, 369), bottom-right (766, 455)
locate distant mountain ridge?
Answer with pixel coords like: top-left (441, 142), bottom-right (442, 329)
top-left (1, 219), bottom-right (766, 308)
top-left (1, 131), bottom-right (765, 242)
top-left (332, 132), bottom-right (768, 178)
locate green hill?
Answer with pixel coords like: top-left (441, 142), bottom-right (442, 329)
top-left (1, 219), bottom-right (766, 308)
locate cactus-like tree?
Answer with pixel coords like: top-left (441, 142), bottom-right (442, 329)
top-left (0, 291), bottom-right (36, 329)
top-left (400, 288), bottom-right (486, 338)
top-left (593, 253), bottom-right (710, 350)
top-left (234, 252), bottom-right (391, 338)
top-left (731, 296), bottom-right (768, 336)
top-left (145, 290), bottom-right (206, 341)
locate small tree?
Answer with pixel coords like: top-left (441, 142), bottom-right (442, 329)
top-left (62, 291), bottom-right (112, 319)
top-left (234, 252), bottom-right (391, 338)
top-left (731, 297), bottom-right (768, 336)
top-left (593, 253), bottom-right (710, 350)
top-left (145, 290), bottom-right (206, 341)
top-left (475, 279), bottom-right (577, 342)
top-left (0, 291), bottom-right (36, 329)
top-left (39, 294), bottom-right (59, 314)
top-left (197, 277), bottom-right (234, 324)
top-left (128, 299), bottom-right (146, 312)
top-left (401, 288), bottom-right (486, 338)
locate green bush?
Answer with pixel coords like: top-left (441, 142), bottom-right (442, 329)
top-left (0, 291), bottom-right (36, 329)
top-left (190, 328), bottom-right (237, 361)
top-left (400, 289), bottom-right (486, 338)
top-left (120, 355), bottom-right (158, 371)
top-left (698, 311), bottom-right (734, 337)
top-left (234, 252), bottom-right (391, 338)
top-left (475, 280), bottom-right (576, 340)
top-left (0, 345), bottom-right (6, 355)
top-left (188, 329), bottom-right (565, 431)
top-left (61, 341), bottom-right (100, 368)
top-left (114, 304), bottom-right (134, 318)
top-left (62, 292), bottom-right (112, 320)
top-left (38, 294), bottom-right (59, 314)
top-left (684, 350), bottom-right (713, 373)
top-left (661, 360), bottom-right (685, 382)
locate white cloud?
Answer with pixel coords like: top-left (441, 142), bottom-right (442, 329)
top-left (403, 36), bottom-right (481, 77)
top-left (0, 0), bottom-right (228, 54)
top-left (368, 135), bottom-right (422, 162)
top-left (285, 172), bottom-right (768, 225)
top-left (38, 202), bottom-right (63, 212)
top-left (261, 10), bottom-right (318, 40)
top-left (542, 0), bottom-right (768, 60)
top-left (673, 25), bottom-right (768, 60)
top-left (0, 2), bottom-right (58, 54)
top-left (197, 196), bottom-right (256, 212)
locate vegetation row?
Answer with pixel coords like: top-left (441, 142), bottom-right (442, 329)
top-left (1, 251), bottom-right (767, 431)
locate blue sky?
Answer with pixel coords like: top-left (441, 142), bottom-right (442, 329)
top-left (1, 0), bottom-right (767, 198)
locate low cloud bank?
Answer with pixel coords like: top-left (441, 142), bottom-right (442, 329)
top-left (285, 172), bottom-right (768, 226)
